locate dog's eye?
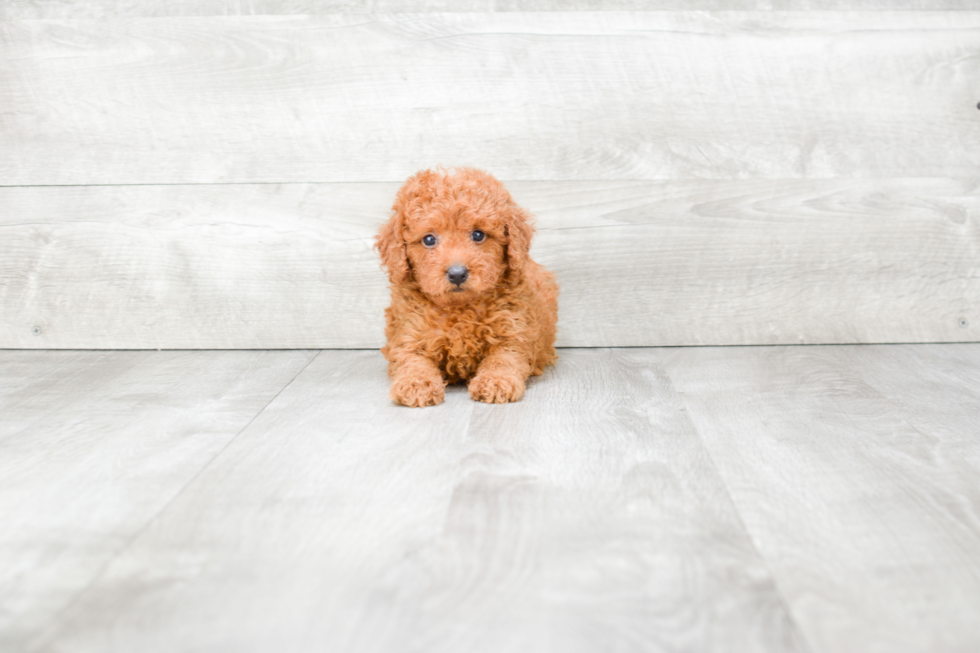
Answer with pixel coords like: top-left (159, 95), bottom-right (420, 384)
top-left (471, 230), bottom-right (486, 243)
top-left (422, 234), bottom-right (437, 248)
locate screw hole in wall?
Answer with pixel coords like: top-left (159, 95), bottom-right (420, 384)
top-left (31, 326), bottom-right (42, 336)
top-left (959, 318), bottom-right (969, 328)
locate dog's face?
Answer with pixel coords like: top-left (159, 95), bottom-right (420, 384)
top-left (376, 168), bottom-right (534, 305)
top-left (402, 202), bottom-right (508, 303)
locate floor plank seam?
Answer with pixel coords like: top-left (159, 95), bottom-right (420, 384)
top-left (22, 349), bottom-right (323, 651)
top-left (668, 383), bottom-right (819, 653)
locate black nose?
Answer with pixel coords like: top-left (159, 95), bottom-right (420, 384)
top-left (447, 265), bottom-right (469, 286)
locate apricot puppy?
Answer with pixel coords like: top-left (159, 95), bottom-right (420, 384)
top-left (376, 167), bottom-right (558, 407)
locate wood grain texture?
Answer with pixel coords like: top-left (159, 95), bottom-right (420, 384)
top-left (0, 349), bottom-right (316, 651)
top-left (25, 349), bottom-right (806, 653)
top-left (0, 183), bottom-right (392, 349)
top-left (2, 178), bottom-right (977, 348)
top-left (4, 1), bottom-right (979, 19)
top-left (840, 344), bottom-right (980, 454)
top-left (2, 12), bottom-right (979, 184)
top-left (663, 344), bottom-right (980, 653)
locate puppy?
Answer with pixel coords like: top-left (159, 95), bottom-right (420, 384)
top-left (375, 167), bottom-right (558, 407)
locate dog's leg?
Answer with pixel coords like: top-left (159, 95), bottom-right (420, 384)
top-left (388, 354), bottom-right (446, 407)
top-left (469, 346), bottom-right (532, 404)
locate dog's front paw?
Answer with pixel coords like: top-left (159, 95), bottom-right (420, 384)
top-left (469, 372), bottom-right (525, 404)
top-left (390, 374), bottom-right (446, 407)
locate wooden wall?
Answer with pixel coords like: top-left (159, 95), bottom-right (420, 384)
top-left (1, 3), bottom-right (977, 348)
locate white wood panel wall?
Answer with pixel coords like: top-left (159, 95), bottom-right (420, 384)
top-left (4, 1), bottom-right (980, 18)
top-left (1, 5), bottom-right (978, 348)
top-left (3, 12), bottom-right (980, 185)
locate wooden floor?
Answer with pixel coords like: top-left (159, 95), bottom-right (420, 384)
top-left (2, 345), bottom-right (979, 653)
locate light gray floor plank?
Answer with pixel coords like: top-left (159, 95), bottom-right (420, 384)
top-left (662, 344), bottom-right (980, 653)
top-left (0, 350), bottom-right (317, 651)
top-left (25, 349), bottom-right (805, 653)
top-left (840, 344), bottom-right (980, 457)
top-left (0, 351), bottom-right (107, 439)
top-left (5, 346), bottom-right (978, 652)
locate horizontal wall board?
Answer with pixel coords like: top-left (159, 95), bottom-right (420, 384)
top-left (5, 1), bottom-right (980, 19)
top-left (1, 183), bottom-right (390, 349)
top-left (1, 178), bottom-right (977, 348)
top-left (2, 12), bottom-right (979, 185)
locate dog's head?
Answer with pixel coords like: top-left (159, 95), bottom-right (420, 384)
top-left (376, 167), bottom-right (534, 305)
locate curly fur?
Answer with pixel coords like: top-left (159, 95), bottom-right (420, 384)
top-left (376, 167), bottom-right (558, 407)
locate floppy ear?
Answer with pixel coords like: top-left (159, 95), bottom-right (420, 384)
top-left (504, 203), bottom-right (535, 281)
top-left (376, 170), bottom-right (439, 284)
top-left (375, 210), bottom-right (410, 285)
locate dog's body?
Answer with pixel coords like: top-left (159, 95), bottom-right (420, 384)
top-left (376, 167), bottom-right (558, 407)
